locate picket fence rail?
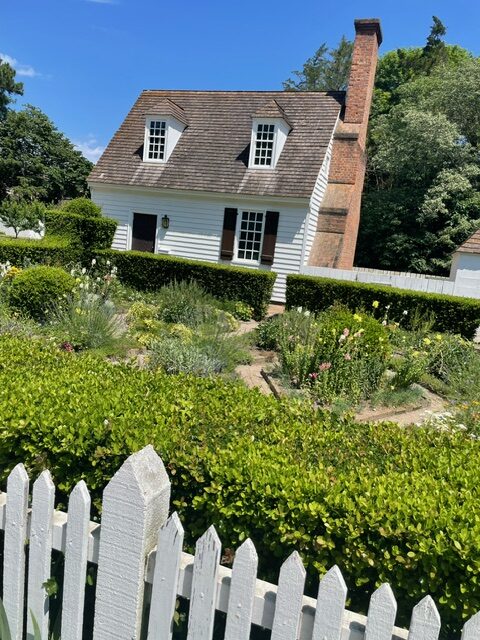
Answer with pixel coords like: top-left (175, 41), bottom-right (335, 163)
top-left (1, 446), bottom-right (479, 640)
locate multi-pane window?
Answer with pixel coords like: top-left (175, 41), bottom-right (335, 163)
top-left (237, 211), bottom-right (264, 261)
top-left (147, 120), bottom-right (167, 160)
top-left (253, 123), bottom-right (275, 166)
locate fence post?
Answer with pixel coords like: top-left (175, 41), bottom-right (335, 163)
top-left (92, 445), bottom-right (171, 640)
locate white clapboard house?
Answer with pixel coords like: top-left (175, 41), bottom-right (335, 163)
top-left (89, 19), bottom-right (382, 301)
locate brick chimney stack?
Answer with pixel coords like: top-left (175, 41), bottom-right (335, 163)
top-left (309, 18), bottom-right (382, 270)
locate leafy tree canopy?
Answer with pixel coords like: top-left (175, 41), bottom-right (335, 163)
top-left (0, 58), bottom-right (23, 118)
top-left (283, 36), bottom-right (353, 91)
top-left (0, 198), bottom-right (45, 238)
top-left (0, 105), bottom-right (92, 204)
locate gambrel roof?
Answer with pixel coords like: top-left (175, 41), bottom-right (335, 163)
top-left (89, 90), bottom-right (344, 199)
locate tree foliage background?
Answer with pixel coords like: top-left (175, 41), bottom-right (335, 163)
top-left (284, 17), bottom-right (480, 275)
top-left (0, 59), bottom-right (92, 205)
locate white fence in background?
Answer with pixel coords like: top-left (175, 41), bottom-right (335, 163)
top-left (300, 266), bottom-right (480, 299)
top-left (2, 445), bottom-right (480, 640)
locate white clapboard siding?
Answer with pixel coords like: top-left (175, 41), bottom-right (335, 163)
top-left (90, 185), bottom-right (312, 302)
top-left (148, 512), bottom-right (184, 640)
top-left (271, 551), bottom-right (306, 640)
top-left (3, 464), bottom-right (29, 640)
top-left (27, 470), bottom-right (55, 639)
top-left (61, 481), bottom-right (91, 640)
top-left (365, 584), bottom-right (397, 640)
top-left (93, 445), bottom-right (171, 640)
top-left (312, 565), bottom-right (347, 640)
top-left (408, 596), bottom-right (441, 640)
top-left (187, 526), bottom-right (221, 640)
top-left (224, 538), bottom-right (258, 640)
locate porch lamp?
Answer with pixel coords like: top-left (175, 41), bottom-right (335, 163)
top-left (161, 215), bottom-right (170, 229)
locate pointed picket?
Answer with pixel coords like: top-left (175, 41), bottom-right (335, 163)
top-left (148, 512), bottom-right (185, 640)
top-left (462, 611), bottom-right (480, 640)
top-left (61, 481), bottom-right (91, 640)
top-left (224, 539), bottom-right (258, 640)
top-left (312, 565), bottom-right (347, 640)
top-left (3, 464), bottom-right (29, 640)
top-left (187, 526), bottom-right (221, 640)
top-left (365, 584), bottom-right (397, 640)
top-left (27, 470), bottom-right (55, 640)
top-left (271, 552), bottom-right (306, 640)
top-left (408, 596), bottom-right (441, 640)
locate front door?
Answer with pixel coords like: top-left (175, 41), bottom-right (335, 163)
top-left (131, 213), bottom-right (157, 253)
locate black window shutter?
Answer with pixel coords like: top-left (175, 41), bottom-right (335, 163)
top-left (220, 208), bottom-right (238, 260)
top-left (261, 211), bottom-right (279, 265)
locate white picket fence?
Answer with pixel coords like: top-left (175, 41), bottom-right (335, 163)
top-left (300, 266), bottom-right (480, 299)
top-left (1, 445), bottom-right (479, 640)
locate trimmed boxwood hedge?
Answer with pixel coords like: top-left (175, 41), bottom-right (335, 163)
top-left (45, 209), bottom-right (117, 255)
top-left (1, 335), bottom-right (480, 635)
top-left (286, 274), bottom-right (480, 339)
top-left (99, 249), bottom-right (276, 319)
top-left (0, 236), bottom-right (80, 267)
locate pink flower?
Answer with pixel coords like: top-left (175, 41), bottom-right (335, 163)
top-left (309, 372), bottom-right (318, 380)
top-left (344, 353), bottom-right (352, 361)
top-left (60, 341), bottom-right (74, 352)
top-left (319, 362), bottom-right (332, 372)
top-left (343, 328), bottom-right (350, 337)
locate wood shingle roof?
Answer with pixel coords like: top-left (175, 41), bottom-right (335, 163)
top-left (456, 229), bottom-right (480, 254)
top-left (89, 90), bottom-right (344, 199)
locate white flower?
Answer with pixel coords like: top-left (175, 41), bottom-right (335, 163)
top-left (78, 283), bottom-right (84, 289)
top-left (304, 310), bottom-right (311, 317)
top-left (382, 320), bottom-right (387, 326)
top-left (81, 267), bottom-right (87, 275)
top-left (91, 258), bottom-right (96, 266)
top-left (106, 260), bottom-right (111, 266)
top-left (104, 419), bottom-right (109, 426)
top-left (296, 306), bottom-right (303, 313)
top-left (402, 310), bottom-right (408, 316)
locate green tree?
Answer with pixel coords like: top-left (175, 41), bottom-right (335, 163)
top-left (0, 58), bottom-right (23, 118)
top-left (0, 106), bottom-right (92, 203)
top-left (283, 36), bottom-right (353, 91)
top-left (0, 198), bottom-right (45, 238)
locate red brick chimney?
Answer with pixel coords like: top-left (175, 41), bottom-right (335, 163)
top-left (309, 19), bottom-right (382, 269)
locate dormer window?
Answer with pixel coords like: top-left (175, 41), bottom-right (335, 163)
top-left (253, 123), bottom-right (275, 166)
top-left (248, 100), bottom-right (292, 170)
top-left (146, 119), bottom-right (167, 161)
top-left (142, 100), bottom-right (188, 164)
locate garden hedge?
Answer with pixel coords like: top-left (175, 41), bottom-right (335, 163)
top-left (99, 249), bottom-right (276, 319)
top-left (286, 274), bottom-right (480, 339)
top-left (0, 236), bottom-right (79, 267)
top-left (45, 210), bottom-right (117, 256)
top-left (1, 335), bottom-right (480, 635)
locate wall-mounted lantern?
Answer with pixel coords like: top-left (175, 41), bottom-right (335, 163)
top-left (161, 215), bottom-right (170, 229)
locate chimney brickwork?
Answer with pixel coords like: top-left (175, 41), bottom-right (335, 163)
top-left (309, 18), bottom-right (382, 270)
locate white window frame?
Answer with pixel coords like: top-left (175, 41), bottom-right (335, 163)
top-left (143, 118), bottom-right (169, 163)
top-left (234, 209), bottom-right (266, 265)
top-left (248, 120), bottom-right (278, 170)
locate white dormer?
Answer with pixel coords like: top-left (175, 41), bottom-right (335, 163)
top-left (248, 100), bottom-right (292, 169)
top-left (142, 99), bottom-right (188, 164)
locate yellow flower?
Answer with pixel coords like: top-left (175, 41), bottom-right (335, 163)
top-left (353, 313), bottom-right (363, 322)
top-left (372, 300), bottom-right (379, 309)
top-left (423, 338), bottom-right (432, 346)
top-left (435, 334), bottom-right (442, 341)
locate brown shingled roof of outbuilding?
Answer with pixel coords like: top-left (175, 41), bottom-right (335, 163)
top-left (89, 90), bottom-right (344, 199)
top-left (456, 229), bottom-right (480, 254)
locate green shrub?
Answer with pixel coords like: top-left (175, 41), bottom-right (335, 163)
top-left (221, 300), bottom-right (255, 321)
top-left (60, 197), bottom-right (102, 218)
top-left (7, 266), bottom-right (75, 320)
top-left (286, 274), bottom-right (480, 339)
top-left (149, 336), bottom-right (222, 376)
top-left (256, 315), bottom-right (282, 350)
top-left (277, 307), bottom-right (390, 403)
top-left (156, 281), bottom-right (219, 327)
top-left (0, 236), bottom-right (79, 267)
top-left (98, 249), bottom-right (276, 319)
top-left (45, 210), bottom-right (116, 256)
top-left (1, 336), bottom-right (480, 635)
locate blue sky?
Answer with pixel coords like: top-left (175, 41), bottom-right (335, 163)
top-left (2, 0), bottom-right (479, 163)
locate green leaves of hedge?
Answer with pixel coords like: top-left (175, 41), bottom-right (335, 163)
top-left (0, 336), bottom-right (480, 634)
top-left (99, 249), bottom-right (276, 319)
top-left (286, 274), bottom-right (480, 339)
